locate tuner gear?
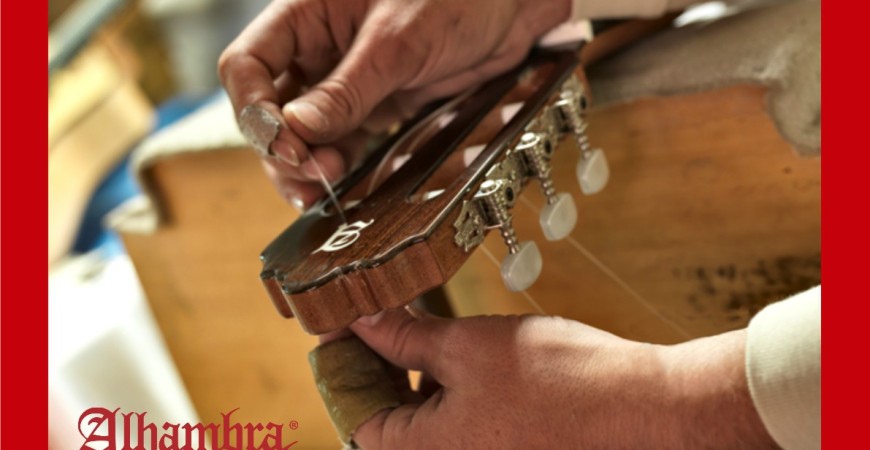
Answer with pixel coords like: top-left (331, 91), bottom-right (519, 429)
top-left (556, 77), bottom-right (610, 195)
top-left (475, 180), bottom-right (543, 292)
top-left (575, 122), bottom-right (610, 195)
top-left (516, 132), bottom-right (578, 241)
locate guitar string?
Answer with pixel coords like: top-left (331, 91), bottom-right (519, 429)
top-left (478, 244), bottom-right (547, 315)
top-left (518, 196), bottom-right (692, 339)
top-left (465, 184), bottom-right (691, 338)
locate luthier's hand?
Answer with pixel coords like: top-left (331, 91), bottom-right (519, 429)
top-left (348, 309), bottom-right (777, 449)
top-left (219, 0), bottom-right (570, 208)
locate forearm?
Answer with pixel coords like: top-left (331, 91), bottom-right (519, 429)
top-left (662, 329), bottom-right (779, 448)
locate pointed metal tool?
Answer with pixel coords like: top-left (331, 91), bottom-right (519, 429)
top-left (307, 156), bottom-right (348, 224)
top-left (239, 103), bottom-right (348, 224)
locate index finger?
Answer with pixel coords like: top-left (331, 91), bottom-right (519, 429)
top-left (218, 0), bottom-right (301, 117)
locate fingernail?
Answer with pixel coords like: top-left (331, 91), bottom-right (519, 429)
top-left (290, 196), bottom-right (305, 212)
top-left (404, 304), bottom-right (426, 319)
top-left (285, 101), bottom-right (327, 134)
top-left (271, 138), bottom-right (300, 166)
top-left (317, 329), bottom-right (353, 344)
top-left (300, 159), bottom-right (323, 181)
top-left (357, 311), bottom-right (385, 327)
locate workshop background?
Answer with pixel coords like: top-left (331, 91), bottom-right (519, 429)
top-left (48, 0), bottom-right (274, 447)
top-left (48, 0), bottom-right (820, 448)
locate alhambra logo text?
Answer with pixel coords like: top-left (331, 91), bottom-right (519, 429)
top-left (79, 407), bottom-right (299, 450)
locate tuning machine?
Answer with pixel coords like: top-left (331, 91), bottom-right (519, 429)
top-left (556, 77), bottom-right (609, 195)
top-left (473, 179), bottom-right (542, 292)
top-left (515, 131), bottom-right (577, 241)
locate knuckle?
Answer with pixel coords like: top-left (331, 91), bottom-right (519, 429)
top-left (391, 316), bottom-right (420, 364)
top-left (443, 316), bottom-right (527, 367)
top-left (434, 320), bottom-right (475, 369)
top-left (216, 48), bottom-right (239, 82)
top-left (364, 17), bottom-right (429, 83)
top-left (389, 39), bottom-right (430, 82)
top-left (317, 78), bottom-right (365, 124)
top-left (383, 411), bottom-right (413, 450)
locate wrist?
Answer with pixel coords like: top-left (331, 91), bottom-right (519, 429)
top-left (660, 330), bottom-right (779, 448)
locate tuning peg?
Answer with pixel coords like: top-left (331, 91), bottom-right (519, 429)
top-left (540, 193), bottom-right (577, 241)
top-left (515, 132), bottom-right (577, 241)
top-left (555, 78), bottom-right (610, 195)
top-left (574, 123), bottom-right (610, 195)
top-left (500, 241), bottom-right (543, 292)
top-left (475, 180), bottom-right (543, 292)
top-left (577, 151), bottom-right (609, 195)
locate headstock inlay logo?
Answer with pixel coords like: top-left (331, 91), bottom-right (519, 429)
top-left (314, 219), bottom-right (374, 253)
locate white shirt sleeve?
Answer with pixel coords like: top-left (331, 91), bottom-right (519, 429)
top-left (746, 286), bottom-right (821, 450)
top-left (569, 0), bottom-right (735, 20)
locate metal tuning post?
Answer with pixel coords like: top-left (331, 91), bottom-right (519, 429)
top-left (474, 179), bottom-right (542, 292)
top-left (515, 131), bottom-right (577, 241)
top-left (556, 77), bottom-right (610, 195)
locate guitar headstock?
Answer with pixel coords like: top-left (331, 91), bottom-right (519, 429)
top-left (260, 45), bottom-right (610, 334)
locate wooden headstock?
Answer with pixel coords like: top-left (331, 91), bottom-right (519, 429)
top-left (259, 43), bottom-right (614, 334)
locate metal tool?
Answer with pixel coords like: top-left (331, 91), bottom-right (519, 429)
top-left (239, 103), bottom-right (348, 224)
top-left (307, 156), bottom-right (347, 224)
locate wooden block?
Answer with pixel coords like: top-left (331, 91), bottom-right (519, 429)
top-left (118, 150), bottom-right (342, 446)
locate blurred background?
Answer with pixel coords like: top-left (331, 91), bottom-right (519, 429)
top-left (48, 0), bottom-right (270, 447)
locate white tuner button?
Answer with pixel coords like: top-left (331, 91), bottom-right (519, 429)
top-left (539, 192), bottom-right (577, 241)
top-left (577, 148), bottom-right (609, 195)
top-left (500, 241), bottom-right (543, 292)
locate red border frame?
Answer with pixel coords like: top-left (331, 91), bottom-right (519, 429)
top-left (2, 0), bottom-right (49, 447)
top-left (0, 0), bottom-right (860, 447)
top-left (821, 0), bottom-right (867, 446)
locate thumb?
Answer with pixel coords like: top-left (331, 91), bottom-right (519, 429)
top-left (283, 32), bottom-right (411, 144)
top-left (350, 308), bottom-right (456, 387)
